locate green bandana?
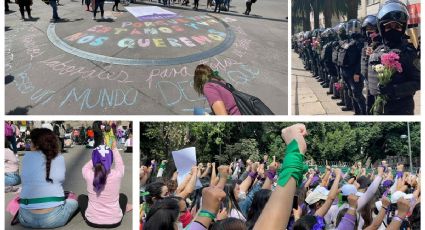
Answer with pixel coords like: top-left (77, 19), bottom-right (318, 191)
top-left (277, 140), bottom-right (308, 187)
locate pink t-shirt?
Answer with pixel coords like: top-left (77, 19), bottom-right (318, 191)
top-left (5, 148), bottom-right (19, 173)
top-left (203, 82), bottom-right (241, 115)
top-left (82, 149), bottom-right (125, 225)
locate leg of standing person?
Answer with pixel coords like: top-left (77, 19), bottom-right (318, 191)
top-left (99, 0), bottom-right (104, 19)
top-left (7, 136), bottom-right (18, 154)
top-left (119, 193), bottom-right (128, 215)
top-left (6, 0), bottom-right (10, 11)
top-left (93, 0), bottom-right (98, 19)
top-left (19, 3), bottom-right (25, 19)
top-left (25, 4), bottom-right (31, 18)
top-left (49, 0), bottom-right (59, 20)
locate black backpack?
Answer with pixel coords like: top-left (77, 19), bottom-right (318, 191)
top-left (209, 80), bottom-right (274, 115)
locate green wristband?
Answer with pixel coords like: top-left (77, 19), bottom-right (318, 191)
top-left (159, 163), bottom-right (166, 169)
top-left (199, 210), bottom-right (216, 220)
top-left (277, 140), bottom-right (308, 187)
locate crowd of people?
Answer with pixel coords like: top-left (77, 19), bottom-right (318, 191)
top-left (140, 124), bottom-right (420, 230)
top-left (5, 0), bottom-right (259, 22)
top-left (4, 121), bottom-right (133, 228)
top-left (4, 121), bottom-right (133, 155)
top-left (292, 1), bottom-right (420, 115)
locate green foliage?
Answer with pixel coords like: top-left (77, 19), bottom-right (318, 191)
top-left (141, 122), bottom-right (420, 166)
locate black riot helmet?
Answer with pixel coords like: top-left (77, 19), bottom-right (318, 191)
top-left (362, 15), bottom-right (380, 43)
top-left (304, 31), bottom-right (312, 40)
top-left (334, 22), bottom-right (348, 40)
top-left (322, 28), bottom-right (338, 41)
top-left (346, 19), bottom-right (362, 38)
top-left (377, 0), bottom-right (409, 45)
top-left (362, 15), bottom-right (378, 35)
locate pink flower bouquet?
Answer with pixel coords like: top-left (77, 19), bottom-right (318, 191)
top-left (371, 51), bottom-right (403, 114)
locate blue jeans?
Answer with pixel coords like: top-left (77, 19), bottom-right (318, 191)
top-left (49, 0), bottom-right (59, 19)
top-left (18, 199), bottom-right (78, 228)
top-left (5, 172), bottom-right (21, 186)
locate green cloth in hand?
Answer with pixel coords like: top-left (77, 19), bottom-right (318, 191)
top-left (277, 140), bottom-right (308, 187)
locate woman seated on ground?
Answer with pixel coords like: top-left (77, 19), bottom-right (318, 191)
top-left (79, 141), bottom-right (129, 228)
top-left (5, 140), bottom-right (21, 191)
top-left (193, 64), bottom-right (241, 115)
top-left (18, 128), bottom-right (78, 228)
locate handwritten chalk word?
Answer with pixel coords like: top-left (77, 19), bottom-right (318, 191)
top-left (157, 80), bottom-right (204, 106)
top-left (230, 26), bottom-right (252, 59)
top-left (13, 64), bottom-right (56, 105)
top-left (40, 55), bottom-right (133, 83)
top-left (226, 64), bottom-right (260, 84)
top-left (59, 87), bottom-right (138, 111)
top-left (199, 57), bottom-right (242, 73)
top-left (147, 66), bottom-right (192, 89)
top-left (22, 34), bottom-right (47, 60)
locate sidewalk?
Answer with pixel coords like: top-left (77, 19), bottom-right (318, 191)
top-left (4, 146), bottom-right (133, 230)
top-left (291, 51), bottom-right (421, 115)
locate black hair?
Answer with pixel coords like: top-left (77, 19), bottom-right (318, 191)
top-left (93, 163), bottom-right (107, 193)
top-left (145, 181), bottom-right (166, 205)
top-left (210, 217), bottom-right (247, 230)
top-left (409, 203), bottom-right (420, 230)
top-left (223, 180), bottom-right (244, 219)
top-left (293, 215), bottom-right (319, 230)
top-left (143, 197), bottom-right (179, 230)
top-left (246, 189), bottom-right (272, 229)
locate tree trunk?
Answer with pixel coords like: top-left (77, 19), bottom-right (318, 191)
top-left (303, 7), bottom-right (311, 31)
top-left (323, 0), bottom-right (332, 27)
top-left (346, 0), bottom-right (358, 20)
top-left (313, 0), bottom-right (320, 29)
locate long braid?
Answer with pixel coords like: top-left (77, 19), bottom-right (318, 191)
top-left (30, 128), bottom-right (60, 183)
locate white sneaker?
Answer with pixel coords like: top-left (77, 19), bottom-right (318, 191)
top-left (92, 16), bottom-right (96, 20)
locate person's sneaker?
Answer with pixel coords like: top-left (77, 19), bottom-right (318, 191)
top-left (92, 16), bottom-right (96, 20)
top-left (101, 16), bottom-right (105, 20)
top-left (331, 95), bottom-right (339, 99)
top-left (336, 101), bottom-right (345, 106)
top-left (326, 91), bottom-right (333, 95)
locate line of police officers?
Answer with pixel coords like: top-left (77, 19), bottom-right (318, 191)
top-left (292, 0), bottom-right (420, 115)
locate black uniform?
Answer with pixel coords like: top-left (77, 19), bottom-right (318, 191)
top-left (368, 40), bottom-right (420, 114)
top-left (368, 0), bottom-right (420, 115)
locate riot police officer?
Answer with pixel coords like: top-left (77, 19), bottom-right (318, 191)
top-left (321, 28), bottom-right (339, 95)
top-left (361, 15), bottom-right (381, 114)
top-left (335, 22), bottom-right (353, 110)
top-left (337, 19), bottom-right (366, 114)
top-left (368, 0), bottom-right (420, 115)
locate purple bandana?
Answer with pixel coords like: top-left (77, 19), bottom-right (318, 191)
top-left (92, 145), bottom-right (114, 172)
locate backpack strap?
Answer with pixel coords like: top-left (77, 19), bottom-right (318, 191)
top-left (208, 80), bottom-right (236, 93)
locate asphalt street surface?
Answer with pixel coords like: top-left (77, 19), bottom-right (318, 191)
top-left (4, 145), bottom-right (133, 230)
top-left (5, 0), bottom-right (287, 115)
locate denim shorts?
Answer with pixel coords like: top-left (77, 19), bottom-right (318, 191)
top-left (5, 172), bottom-right (21, 186)
top-left (18, 199), bottom-right (78, 228)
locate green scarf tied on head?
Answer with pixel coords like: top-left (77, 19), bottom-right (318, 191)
top-left (277, 140), bottom-right (308, 187)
